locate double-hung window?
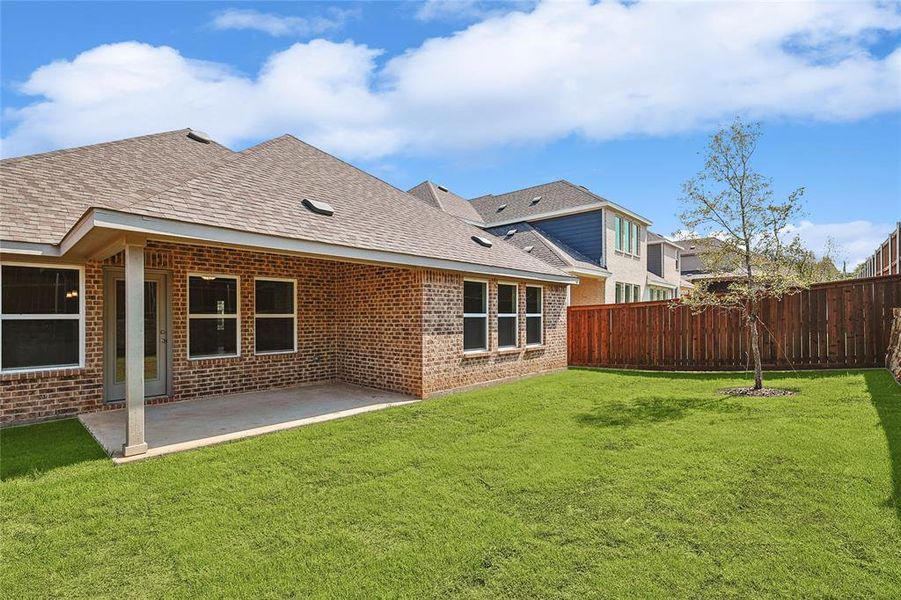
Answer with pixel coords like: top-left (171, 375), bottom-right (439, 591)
top-left (525, 285), bottom-right (543, 346)
top-left (188, 275), bottom-right (239, 359)
top-left (614, 215), bottom-right (641, 256)
top-left (255, 278), bottom-right (296, 354)
top-left (497, 283), bottom-right (518, 350)
top-left (1, 264), bottom-right (83, 371)
top-left (463, 280), bottom-right (488, 352)
top-left (615, 282), bottom-right (642, 303)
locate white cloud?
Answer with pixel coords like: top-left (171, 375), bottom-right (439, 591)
top-left (414, 0), bottom-right (533, 23)
top-left (3, 0), bottom-right (900, 158)
top-left (210, 8), bottom-right (356, 37)
top-left (783, 219), bottom-right (895, 268)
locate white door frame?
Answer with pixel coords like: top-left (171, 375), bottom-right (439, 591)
top-left (103, 268), bottom-right (171, 402)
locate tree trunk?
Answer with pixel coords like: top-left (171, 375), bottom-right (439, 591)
top-left (749, 314), bottom-right (764, 390)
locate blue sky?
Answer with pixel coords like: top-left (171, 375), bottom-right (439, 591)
top-left (2, 1), bottom-right (900, 267)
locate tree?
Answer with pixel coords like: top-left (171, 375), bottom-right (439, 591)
top-left (678, 118), bottom-right (814, 390)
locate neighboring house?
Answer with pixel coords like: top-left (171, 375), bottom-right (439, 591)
top-left (671, 237), bottom-right (743, 293)
top-left (858, 222), bottom-right (900, 278)
top-left (0, 130), bottom-right (576, 452)
top-left (646, 232), bottom-right (689, 300)
top-left (409, 179), bottom-right (655, 305)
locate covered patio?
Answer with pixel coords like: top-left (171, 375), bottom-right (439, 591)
top-left (80, 383), bottom-right (416, 463)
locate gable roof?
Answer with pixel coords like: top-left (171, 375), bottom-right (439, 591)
top-left (1, 129), bottom-right (234, 244)
top-left (407, 181), bottom-right (484, 224)
top-left (647, 231), bottom-right (683, 250)
top-left (1, 131), bottom-right (574, 282)
top-left (469, 180), bottom-right (651, 227)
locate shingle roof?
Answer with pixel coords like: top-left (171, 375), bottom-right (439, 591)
top-left (116, 135), bottom-right (569, 278)
top-left (1, 129), bottom-right (234, 244)
top-left (407, 180), bottom-right (484, 223)
top-left (469, 179), bottom-right (652, 227)
top-left (647, 272), bottom-right (677, 288)
top-left (471, 180), bottom-right (603, 225)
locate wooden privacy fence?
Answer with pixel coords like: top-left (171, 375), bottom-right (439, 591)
top-left (568, 274), bottom-right (901, 371)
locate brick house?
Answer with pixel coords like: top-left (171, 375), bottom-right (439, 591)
top-left (0, 130), bottom-right (574, 456)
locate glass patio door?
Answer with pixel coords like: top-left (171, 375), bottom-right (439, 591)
top-left (104, 271), bottom-right (168, 401)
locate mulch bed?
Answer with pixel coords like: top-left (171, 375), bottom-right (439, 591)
top-left (719, 387), bottom-right (798, 397)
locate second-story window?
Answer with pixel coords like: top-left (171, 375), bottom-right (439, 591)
top-left (614, 216), bottom-right (641, 256)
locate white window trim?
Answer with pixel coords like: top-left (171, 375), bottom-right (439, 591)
top-left (253, 277), bottom-right (297, 356)
top-left (496, 281), bottom-right (519, 350)
top-left (187, 273), bottom-right (241, 360)
top-left (463, 278), bottom-right (489, 354)
top-left (525, 284), bottom-right (543, 347)
top-left (0, 261), bottom-right (86, 374)
top-left (614, 215), bottom-right (642, 258)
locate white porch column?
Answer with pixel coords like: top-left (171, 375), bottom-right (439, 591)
top-left (122, 242), bottom-right (147, 457)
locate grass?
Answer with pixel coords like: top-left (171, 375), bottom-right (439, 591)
top-left (1, 368), bottom-right (899, 598)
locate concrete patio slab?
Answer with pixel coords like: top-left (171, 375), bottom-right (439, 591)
top-left (79, 383), bottom-right (417, 463)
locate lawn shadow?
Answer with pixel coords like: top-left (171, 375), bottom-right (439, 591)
top-left (576, 395), bottom-right (748, 428)
top-left (570, 366), bottom-right (870, 386)
top-left (1, 418), bottom-right (107, 481)
top-left (865, 370), bottom-right (901, 524)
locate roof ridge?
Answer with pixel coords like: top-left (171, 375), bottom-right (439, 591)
top-left (117, 135), bottom-right (279, 212)
top-left (425, 181), bottom-right (447, 212)
top-left (271, 135), bottom-right (494, 227)
top-left (1, 128), bottom-right (232, 164)
top-left (559, 180), bottom-right (609, 203)
top-left (470, 179), bottom-right (570, 204)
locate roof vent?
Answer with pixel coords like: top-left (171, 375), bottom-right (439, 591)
top-left (187, 130), bottom-right (212, 144)
top-left (505, 229), bottom-right (516, 237)
top-left (437, 184), bottom-right (449, 192)
top-left (472, 235), bottom-right (493, 248)
top-left (524, 245), bottom-right (534, 253)
top-left (496, 204), bottom-right (507, 212)
top-left (530, 195), bottom-right (542, 205)
top-left (579, 185), bottom-right (589, 190)
top-left (302, 198), bottom-right (334, 216)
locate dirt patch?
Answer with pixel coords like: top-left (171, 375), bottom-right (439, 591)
top-left (719, 387), bottom-right (797, 397)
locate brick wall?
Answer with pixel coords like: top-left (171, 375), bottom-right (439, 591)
top-left (160, 242), bottom-right (338, 402)
top-left (2, 242), bottom-right (570, 424)
top-left (570, 276), bottom-right (605, 306)
top-left (0, 262), bottom-right (104, 423)
top-left (421, 271), bottom-right (568, 396)
top-left (335, 264), bottom-right (423, 396)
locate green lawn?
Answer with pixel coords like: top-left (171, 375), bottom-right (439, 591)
top-left (2, 369), bottom-right (899, 598)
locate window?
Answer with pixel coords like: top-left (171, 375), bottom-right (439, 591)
top-left (1, 264), bottom-right (83, 371)
top-left (614, 215), bottom-right (641, 256)
top-left (255, 279), bottom-right (296, 354)
top-left (650, 288), bottom-right (672, 301)
top-left (615, 282), bottom-right (642, 304)
top-left (188, 275), bottom-right (239, 358)
top-left (614, 216), bottom-right (622, 251)
top-left (526, 285), bottom-right (543, 346)
top-left (497, 283), bottom-right (518, 349)
top-left (463, 280), bottom-right (487, 352)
